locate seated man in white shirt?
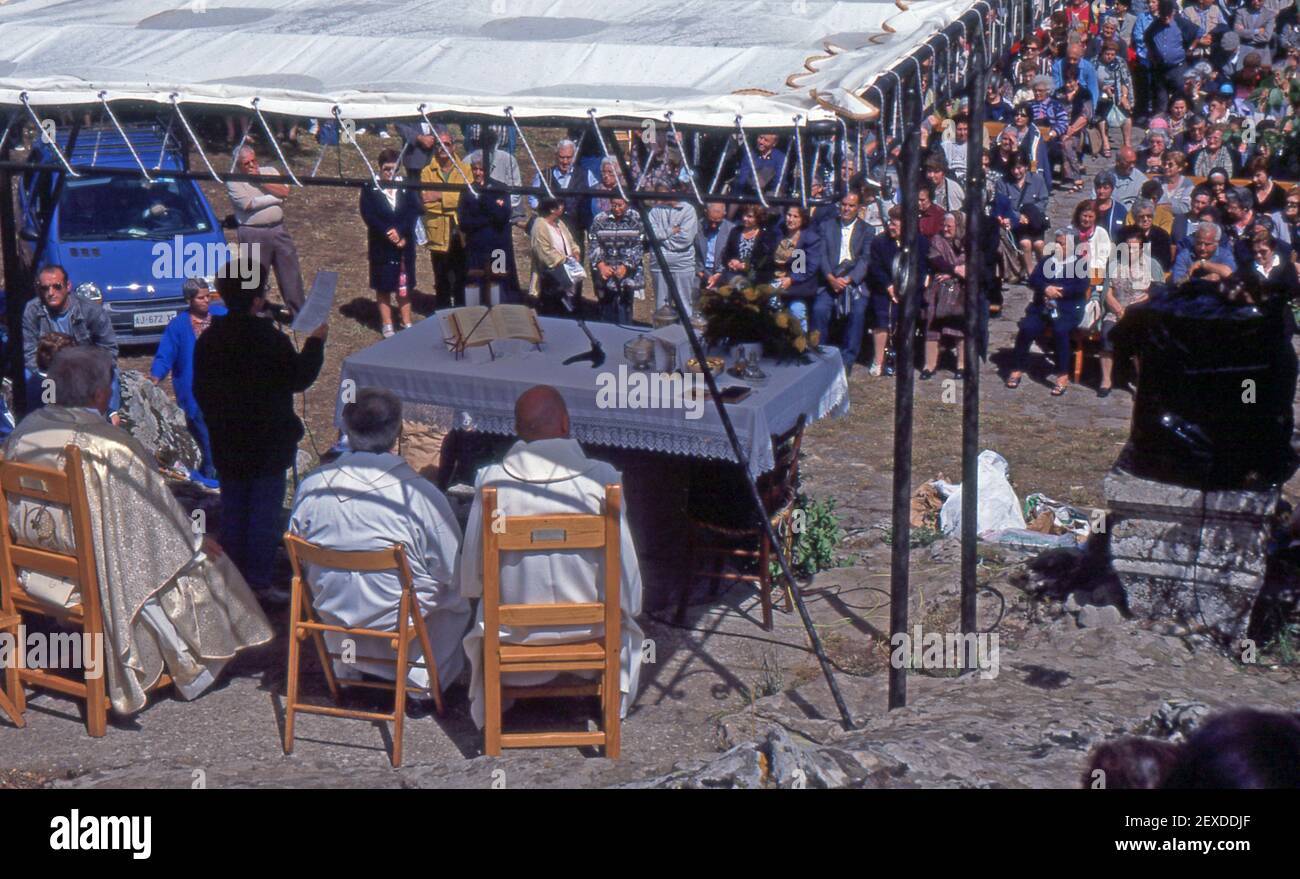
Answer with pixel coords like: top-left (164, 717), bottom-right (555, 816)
top-left (457, 385), bottom-right (644, 729)
top-left (289, 388), bottom-right (470, 705)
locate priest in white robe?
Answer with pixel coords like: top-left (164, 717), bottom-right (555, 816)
top-left (3, 347), bottom-right (273, 715)
top-left (457, 385), bottom-right (644, 729)
top-left (289, 388), bottom-right (469, 697)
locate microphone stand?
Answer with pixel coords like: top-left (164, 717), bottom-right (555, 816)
top-left (560, 289), bottom-right (606, 367)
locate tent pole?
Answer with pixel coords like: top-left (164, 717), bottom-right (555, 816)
top-left (961, 53), bottom-right (990, 657)
top-left (888, 62), bottom-right (925, 711)
top-left (606, 135), bottom-right (856, 731)
top-left (1, 124), bottom-right (25, 414)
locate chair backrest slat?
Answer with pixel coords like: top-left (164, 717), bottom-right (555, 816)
top-left (283, 534), bottom-right (404, 573)
top-left (497, 602), bottom-right (605, 627)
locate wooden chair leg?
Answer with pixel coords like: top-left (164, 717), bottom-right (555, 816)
top-left (410, 601), bottom-right (444, 717)
top-left (1072, 344), bottom-right (1084, 384)
top-left (1, 617), bottom-right (23, 725)
top-left (484, 640), bottom-right (502, 757)
top-left (391, 595), bottom-right (411, 768)
top-left (603, 651), bottom-right (620, 760)
top-left (758, 532), bottom-right (773, 631)
top-left (85, 666), bottom-right (108, 738)
top-left (284, 580), bottom-right (305, 756)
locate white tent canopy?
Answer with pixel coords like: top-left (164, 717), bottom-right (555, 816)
top-left (0, 0), bottom-right (981, 129)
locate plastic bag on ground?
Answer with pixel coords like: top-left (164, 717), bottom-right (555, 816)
top-left (938, 450), bottom-right (1027, 536)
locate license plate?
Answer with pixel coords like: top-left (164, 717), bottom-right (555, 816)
top-left (133, 311), bottom-right (175, 330)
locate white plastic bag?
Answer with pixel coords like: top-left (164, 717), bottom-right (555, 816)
top-left (938, 450), bottom-right (1027, 536)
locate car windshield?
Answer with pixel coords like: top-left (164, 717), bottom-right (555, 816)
top-left (59, 176), bottom-right (212, 240)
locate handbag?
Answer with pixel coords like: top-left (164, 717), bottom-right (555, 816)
top-left (931, 277), bottom-right (964, 319)
top-left (1080, 296), bottom-right (1104, 332)
top-left (562, 256), bottom-right (587, 282)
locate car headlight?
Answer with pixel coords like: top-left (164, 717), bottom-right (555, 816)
top-left (75, 282), bottom-right (102, 302)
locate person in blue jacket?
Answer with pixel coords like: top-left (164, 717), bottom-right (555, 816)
top-left (151, 277), bottom-right (227, 483)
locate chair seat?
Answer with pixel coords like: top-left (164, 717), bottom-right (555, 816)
top-left (688, 491), bottom-right (798, 539)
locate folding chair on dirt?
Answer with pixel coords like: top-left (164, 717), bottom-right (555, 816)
top-left (685, 415), bottom-right (806, 630)
top-left (479, 484), bottom-right (623, 758)
top-left (0, 444), bottom-right (172, 736)
top-left (282, 534), bottom-right (445, 768)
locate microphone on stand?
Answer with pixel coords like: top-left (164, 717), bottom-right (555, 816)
top-left (560, 288), bottom-right (606, 368)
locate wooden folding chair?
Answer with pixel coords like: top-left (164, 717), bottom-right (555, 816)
top-left (480, 484), bottom-right (622, 758)
top-left (282, 534), bottom-right (444, 768)
top-left (0, 445), bottom-right (172, 736)
top-left (686, 415), bottom-right (806, 630)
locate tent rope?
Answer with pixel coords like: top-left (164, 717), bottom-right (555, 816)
top-left (933, 31), bottom-right (951, 104)
top-left (155, 113), bottom-right (175, 171)
top-left (420, 105), bottom-right (477, 195)
top-left (792, 115), bottom-right (808, 209)
top-left (734, 115), bottom-right (768, 208)
top-left (773, 130), bottom-right (793, 198)
top-left (707, 134), bottom-right (733, 194)
top-left (332, 105), bottom-right (380, 188)
top-left (228, 120), bottom-right (251, 174)
top-left (585, 109), bottom-right (628, 201)
top-left (504, 107), bottom-right (552, 197)
top-left (0, 112), bottom-right (14, 154)
top-left (21, 92), bottom-right (78, 177)
top-left (665, 112), bottom-right (704, 207)
top-left (252, 97), bottom-right (301, 186)
top-left (97, 93), bottom-right (152, 181)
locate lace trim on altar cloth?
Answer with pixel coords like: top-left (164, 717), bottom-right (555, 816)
top-left (400, 371), bottom-right (849, 476)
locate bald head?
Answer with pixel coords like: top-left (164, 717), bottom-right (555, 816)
top-left (515, 385), bottom-right (570, 442)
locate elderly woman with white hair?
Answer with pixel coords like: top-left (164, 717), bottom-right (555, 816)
top-left (289, 387), bottom-right (471, 705)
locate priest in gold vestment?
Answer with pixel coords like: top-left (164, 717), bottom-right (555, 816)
top-left (3, 347), bottom-right (273, 715)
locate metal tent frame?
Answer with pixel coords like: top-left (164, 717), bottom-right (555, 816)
top-left (0, 0), bottom-right (1045, 729)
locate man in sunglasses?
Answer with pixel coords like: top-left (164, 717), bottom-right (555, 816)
top-left (21, 264), bottom-right (120, 420)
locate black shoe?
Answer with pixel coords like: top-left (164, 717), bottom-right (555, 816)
top-left (405, 697), bottom-right (439, 719)
top-left (953, 368), bottom-right (967, 380)
top-left (919, 368), bottom-right (935, 380)
top-left (1097, 387), bottom-right (1112, 398)
top-left (883, 363), bottom-right (896, 376)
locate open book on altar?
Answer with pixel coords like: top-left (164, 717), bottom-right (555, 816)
top-left (439, 305), bottom-right (544, 354)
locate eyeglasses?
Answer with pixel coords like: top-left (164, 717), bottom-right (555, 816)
top-left (37, 282), bottom-right (65, 292)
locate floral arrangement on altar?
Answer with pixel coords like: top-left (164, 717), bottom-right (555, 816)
top-left (698, 277), bottom-right (820, 364)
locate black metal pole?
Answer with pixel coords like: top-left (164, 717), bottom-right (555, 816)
top-left (960, 58), bottom-right (990, 657)
top-left (605, 135), bottom-right (856, 731)
top-left (888, 69), bottom-right (925, 711)
top-left (0, 159), bottom-right (833, 209)
top-left (0, 123), bottom-right (24, 412)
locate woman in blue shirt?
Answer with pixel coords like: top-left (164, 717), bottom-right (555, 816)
top-left (151, 277), bottom-right (227, 483)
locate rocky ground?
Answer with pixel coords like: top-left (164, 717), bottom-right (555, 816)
top-left (2, 130), bottom-right (1298, 788)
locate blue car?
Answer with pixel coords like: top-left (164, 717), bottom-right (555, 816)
top-left (17, 122), bottom-right (229, 344)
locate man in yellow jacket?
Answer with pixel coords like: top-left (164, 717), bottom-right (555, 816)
top-left (420, 124), bottom-right (474, 308)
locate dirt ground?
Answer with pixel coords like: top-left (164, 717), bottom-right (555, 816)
top-left (2, 126), bottom-right (1298, 788)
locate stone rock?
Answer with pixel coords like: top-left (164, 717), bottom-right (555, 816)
top-left (1136, 700), bottom-right (1211, 742)
top-left (1077, 604), bottom-right (1123, 628)
top-left (619, 742), bottom-right (768, 789)
top-left (1103, 465), bottom-right (1279, 643)
top-left (119, 369), bottom-right (202, 472)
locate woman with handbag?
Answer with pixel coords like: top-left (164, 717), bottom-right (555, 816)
top-left (528, 197), bottom-right (585, 316)
top-left (921, 212), bottom-right (968, 380)
top-left (1005, 228), bottom-right (1093, 396)
top-left (1095, 40), bottom-right (1134, 155)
